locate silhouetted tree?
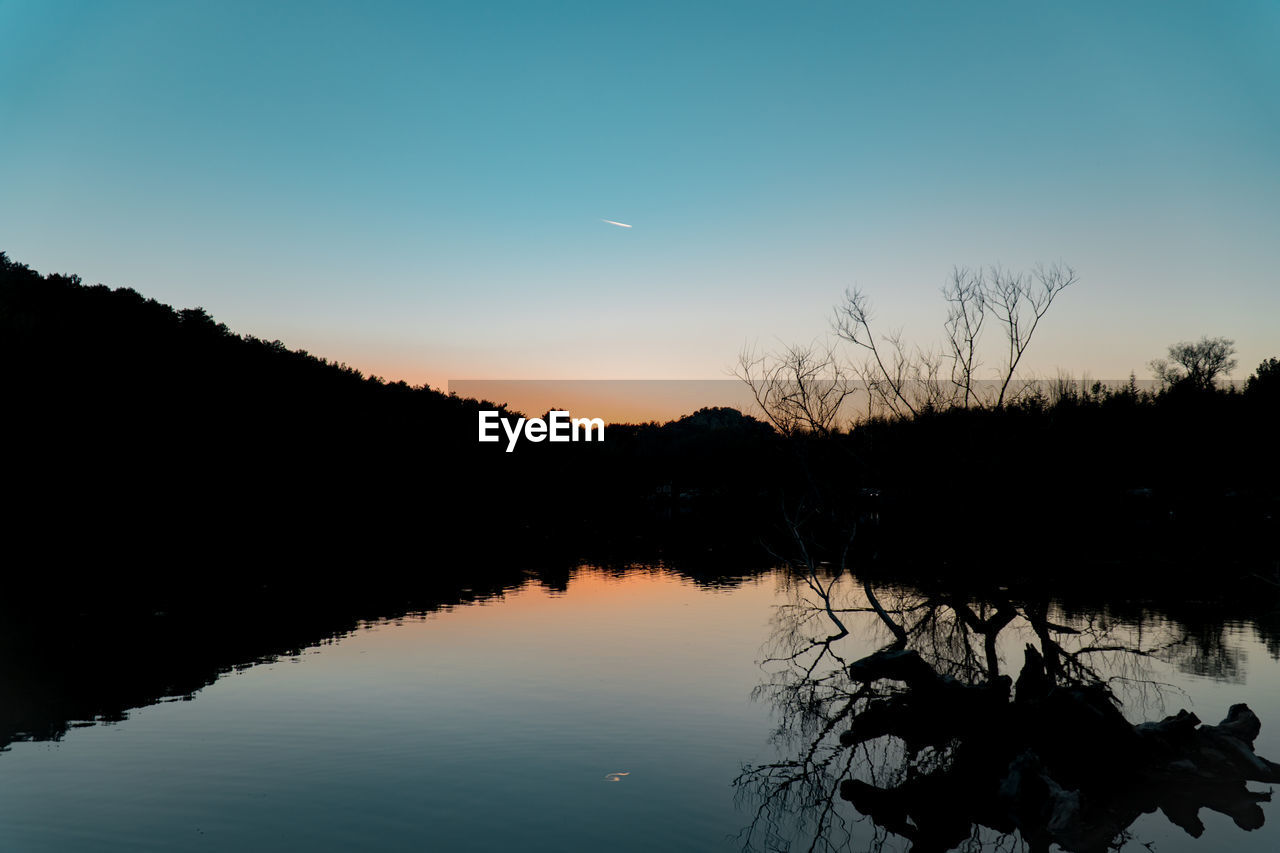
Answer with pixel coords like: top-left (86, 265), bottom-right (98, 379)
top-left (734, 340), bottom-right (855, 435)
top-left (831, 263), bottom-right (1077, 417)
top-left (1245, 357), bottom-right (1280, 398)
top-left (1149, 335), bottom-right (1237, 391)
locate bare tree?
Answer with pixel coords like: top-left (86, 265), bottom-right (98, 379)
top-left (742, 263), bottom-right (1076, 425)
top-left (1149, 335), bottom-right (1237, 391)
top-left (831, 291), bottom-right (924, 418)
top-left (833, 263), bottom-right (1078, 416)
top-left (942, 266), bottom-right (987, 408)
top-left (735, 340), bottom-right (856, 436)
top-left (987, 263), bottom-right (1078, 407)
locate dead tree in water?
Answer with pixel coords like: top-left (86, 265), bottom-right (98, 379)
top-left (736, 568), bottom-right (1280, 853)
top-left (840, 645), bottom-right (1280, 853)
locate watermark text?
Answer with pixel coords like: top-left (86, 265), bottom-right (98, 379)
top-left (478, 410), bottom-right (605, 452)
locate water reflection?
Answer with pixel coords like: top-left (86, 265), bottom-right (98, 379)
top-left (737, 552), bottom-right (1280, 853)
top-left (0, 560), bottom-right (765, 754)
top-left (5, 557), bottom-right (1280, 853)
top-left (0, 564), bottom-right (786, 853)
top-left (0, 566), bottom-right (546, 751)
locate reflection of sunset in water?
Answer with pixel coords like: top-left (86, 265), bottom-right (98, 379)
top-left (7, 563), bottom-right (1280, 853)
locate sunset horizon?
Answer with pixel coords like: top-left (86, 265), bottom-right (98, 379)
top-left (4, 3), bottom-right (1278, 852)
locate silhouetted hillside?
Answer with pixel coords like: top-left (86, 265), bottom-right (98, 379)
top-left (0, 253), bottom-right (785, 571)
top-left (1, 253), bottom-right (534, 567)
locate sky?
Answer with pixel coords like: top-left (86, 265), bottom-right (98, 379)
top-left (2, 0), bottom-right (1277, 400)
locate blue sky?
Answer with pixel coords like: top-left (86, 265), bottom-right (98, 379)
top-left (2, 0), bottom-right (1277, 390)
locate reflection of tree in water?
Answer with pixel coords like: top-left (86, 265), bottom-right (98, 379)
top-left (1053, 600), bottom-right (1251, 686)
top-left (735, 528), bottom-right (1280, 853)
top-left (1167, 621), bottom-right (1246, 682)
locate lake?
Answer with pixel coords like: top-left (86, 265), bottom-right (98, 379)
top-left (3, 564), bottom-right (1280, 852)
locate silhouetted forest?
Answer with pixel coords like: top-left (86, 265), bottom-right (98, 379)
top-left (778, 369), bottom-right (1278, 576)
top-left (3, 251), bottom-right (1276, 583)
top-left (0, 252), bottom-right (782, 579)
top-left (3, 252), bottom-right (507, 567)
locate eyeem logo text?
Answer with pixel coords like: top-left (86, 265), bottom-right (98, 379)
top-left (478, 410), bottom-right (605, 452)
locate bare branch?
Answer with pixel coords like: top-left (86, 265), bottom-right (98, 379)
top-left (990, 263), bottom-right (1078, 407)
top-left (833, 289), bottom-right (919, 419)
top-left (735, 339), bottom-right (856, 436)
top-left (942, 266), bottom-right (987, 408)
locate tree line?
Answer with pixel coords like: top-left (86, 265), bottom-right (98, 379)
top-left (3, 251), bottom-right (1274, 577)
top-left (733, 263), bottom-right (1278, 573)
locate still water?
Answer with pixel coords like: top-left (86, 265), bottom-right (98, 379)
top-left (3, 566), bottom-right (1280, 852)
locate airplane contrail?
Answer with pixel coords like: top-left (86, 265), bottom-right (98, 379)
top-left (602, 219), bottom-right (633, 228)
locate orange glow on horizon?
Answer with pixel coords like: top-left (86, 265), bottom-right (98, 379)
top-left (446, 380), bottom-right (765, 425)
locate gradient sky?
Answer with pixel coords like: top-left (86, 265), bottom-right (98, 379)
top-left (2, 0), bottom-right (1277, 394)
